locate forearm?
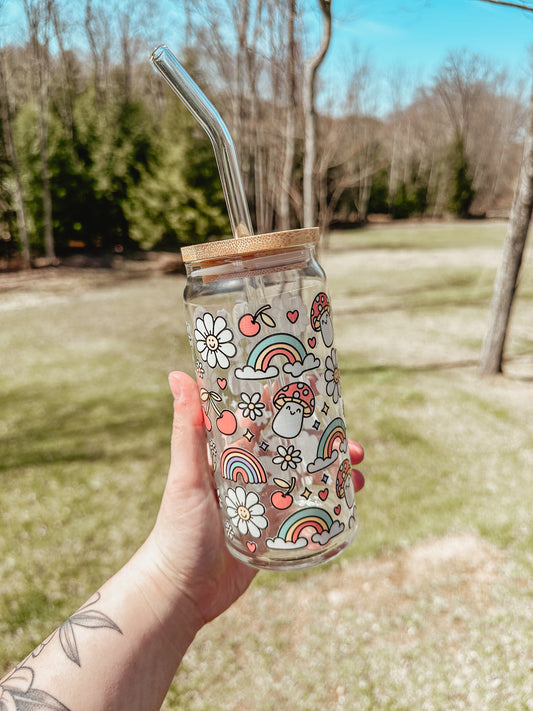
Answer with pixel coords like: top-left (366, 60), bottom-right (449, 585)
top-left (1, 540), bottom-right (201, 711)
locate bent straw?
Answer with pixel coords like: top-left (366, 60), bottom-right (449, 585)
top-left (150, 45), bottom-right (253, 239)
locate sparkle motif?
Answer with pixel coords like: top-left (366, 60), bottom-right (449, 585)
top-left (322, 473), bottom-right (329, 484)
top-left (301, 487), bottom-right (312, 499)
top-left (243, 428), bottom-right (254, 442)
top-left (321, 402), bottom-right (330, 415)
top-left (313, 419), bottom-right (320, 430)
top-left (260, 441), bottom-right (269, 451)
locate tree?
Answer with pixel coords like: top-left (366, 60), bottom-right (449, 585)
top-left (477, 0), bottom-right (533, 375)
top-left (0, 49), bottom-right (31, 268)
top-left (22, 0), bottom-right (56, 262)
top-left (479, 81), bottom-right (533, 375)
top-left (302, 0), bottom-right (332, 228)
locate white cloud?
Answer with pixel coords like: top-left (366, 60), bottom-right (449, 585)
top-left (266, 536), bottom-right (308, 550)
top-left (234, 365), bottom-right (279, 380)
top-left (306, 451), bottom-right (339, 474)
top-left (311, 520), bottom-right (344, 546)
top-left (283, 353), bottom-right (321, 377)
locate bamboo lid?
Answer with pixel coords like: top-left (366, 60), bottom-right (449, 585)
top-left (180, 228), bottom-right (319, 263)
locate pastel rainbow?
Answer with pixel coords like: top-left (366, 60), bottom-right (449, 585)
top-left (317, 417), bottom-right (347, 459)
top-left (221, 447), bottom-right (267, 484)
top-left (246, 333), bottom-right (307, 370)
top-left (277, 507), bottom-right (333, 543)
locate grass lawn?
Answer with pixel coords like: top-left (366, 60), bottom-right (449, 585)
top-left (1, 221), bottom-right (532, 709)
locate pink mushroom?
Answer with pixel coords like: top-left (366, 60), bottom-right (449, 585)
top-left (310, 292), bottom-right (334, 347)
top-left (272, 382), bottom-right (315, 438)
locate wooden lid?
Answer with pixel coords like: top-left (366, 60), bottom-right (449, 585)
top-left (180, 228), bottom-right (319, 263)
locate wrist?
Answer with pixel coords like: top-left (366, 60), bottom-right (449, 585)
top-left (127, 538), bottom-right (204, 657)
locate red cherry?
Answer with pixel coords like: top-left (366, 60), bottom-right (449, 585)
top-left (216, 410), bottom-right (237, 435)
top-left (271, 491), bottom-right (293, 510)
top-left (202, 409), bottom-right (212, 431)
top-left (238, 314), bottom-right (261, 337)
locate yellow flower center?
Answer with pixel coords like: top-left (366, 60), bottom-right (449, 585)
top-left (237, 505), bottom-right (251, 521)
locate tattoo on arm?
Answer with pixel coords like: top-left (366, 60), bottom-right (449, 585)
top-left (1, 665), bottom-right (70, 710)
top-left (0, 592), bottom-right (122, 710)
top-left (54, 592), bottom-right (122, 667)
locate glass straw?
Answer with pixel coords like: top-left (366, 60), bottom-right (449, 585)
top-left (150, 45), bottom-right (253, 239)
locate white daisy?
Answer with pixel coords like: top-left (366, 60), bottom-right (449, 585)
top-left (225, 486), bottom-right (268, 538)
top-left (237, 392), bottom-right (266, 420)
top-left (324, 348), bottom-right (341, 403)
top-left (272, 444), bottom-right (302, 471)
top-left (194, 312), bottom-right (236, 369)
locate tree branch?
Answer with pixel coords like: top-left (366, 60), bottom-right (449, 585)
top-left (477, 0), bottom-right (533, 12)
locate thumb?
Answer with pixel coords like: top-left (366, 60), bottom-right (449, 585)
top-left (167, 371), bottom-right (211, 495)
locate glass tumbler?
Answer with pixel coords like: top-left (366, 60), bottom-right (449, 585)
top-left (182, 228), bottom-right (357, 571)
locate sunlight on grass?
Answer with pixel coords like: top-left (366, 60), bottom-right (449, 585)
top-left (1, 225), bottom-right (532, 708)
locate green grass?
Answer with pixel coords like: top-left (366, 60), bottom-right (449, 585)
top-left (1, 223), bottom-right (532, 709)
top-left (328, 219), bottom-right (509, 250)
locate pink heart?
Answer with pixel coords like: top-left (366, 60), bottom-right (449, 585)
top-left (334, 505), bottom-right (341, 516)
top-left (319, 488), bottom-right (329, 501)
top-left (307, 337), bottom-right (316, 348)
top-left (246, 541), bottom-right (257, 553)
top-left (287, 310), bottom-right (299, 323)
top-left (217, 377), bottom-right (227, 390)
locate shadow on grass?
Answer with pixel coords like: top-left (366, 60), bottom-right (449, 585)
top-left (0, 385), bottom-right (170, 475)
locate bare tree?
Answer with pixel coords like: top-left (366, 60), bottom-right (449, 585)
top-left (0, 49), bottom-right (31, 269)
top-left (476, 0), bottom-right (533, 375)
top-left (302, 0), bottom-right (332, 228)
top-left (22, 0), bottom-right (56, 262)
top-left (479, 81), bottom-right (533, 375)
top-left (278, 0), bottom-right (298, 231)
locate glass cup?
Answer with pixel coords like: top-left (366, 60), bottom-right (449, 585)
top-left (182, 228), bottom-right (357, 571)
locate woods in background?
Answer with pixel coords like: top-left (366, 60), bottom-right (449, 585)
top-left (0, 0), bottom-right (528, 264)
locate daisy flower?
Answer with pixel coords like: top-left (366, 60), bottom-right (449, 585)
top-left (237, 392), bottom-right (265, 420)
top-left (194, 312), bottom-right (236, 369)
top-left (324, 348), bottom-right (341, 403)
top-left (272, 444), bottom-right (302, 471)
top-left (225, 486), bottom-right (268, 538)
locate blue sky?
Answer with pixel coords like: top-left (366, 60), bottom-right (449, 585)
top-left (2, 0), bottom-right (532, 113)
top-left (317, 0), bottom-right (533, 111)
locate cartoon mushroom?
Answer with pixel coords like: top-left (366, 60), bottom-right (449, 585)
top-left (271, 382), bottom-right (315, 439)
top-left (336, 458), bottom-right (354, 508)
top-left (310, 292), bottom-right (334, 347)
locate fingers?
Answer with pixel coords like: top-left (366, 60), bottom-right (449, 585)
top-left (348, 439), bottom-right (364, 465)
top-left (348, 439), bottom-right (365, 492)
top-left (352, 469), bottom-right (365, 492)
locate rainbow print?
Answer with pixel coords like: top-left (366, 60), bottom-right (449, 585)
top-left (317, 417), bottom-right (347, 460)
top-left (246, 333), bottom-right (307, 370)
top-left (277, 507), bottom-right (334, 543)
top-left (221, 447), bottom-right (267, 484)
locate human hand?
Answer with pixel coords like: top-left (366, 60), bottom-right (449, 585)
top-left (144, 371), bottom-right (365, 631)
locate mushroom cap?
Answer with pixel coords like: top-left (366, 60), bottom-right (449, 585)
top-left (273, 382), bottom-right (315, 417)
top-left (335, 458), bottom-right (351, 498)
top-left (310, 292), bottom-right (330, 331)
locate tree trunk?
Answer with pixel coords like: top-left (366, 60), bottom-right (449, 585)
top-left (38, 79), bottom-right (55, 261)
top-left (302, 0), bottom-right (332, 228)
top-left (278, 0), bottom-right (297, 231)
top-left (0, 52), bottom-right (31, 269)
top-left (478, 83), bottom-right (533, 376)
top-left (23, 0), bottom-right (56, 262)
